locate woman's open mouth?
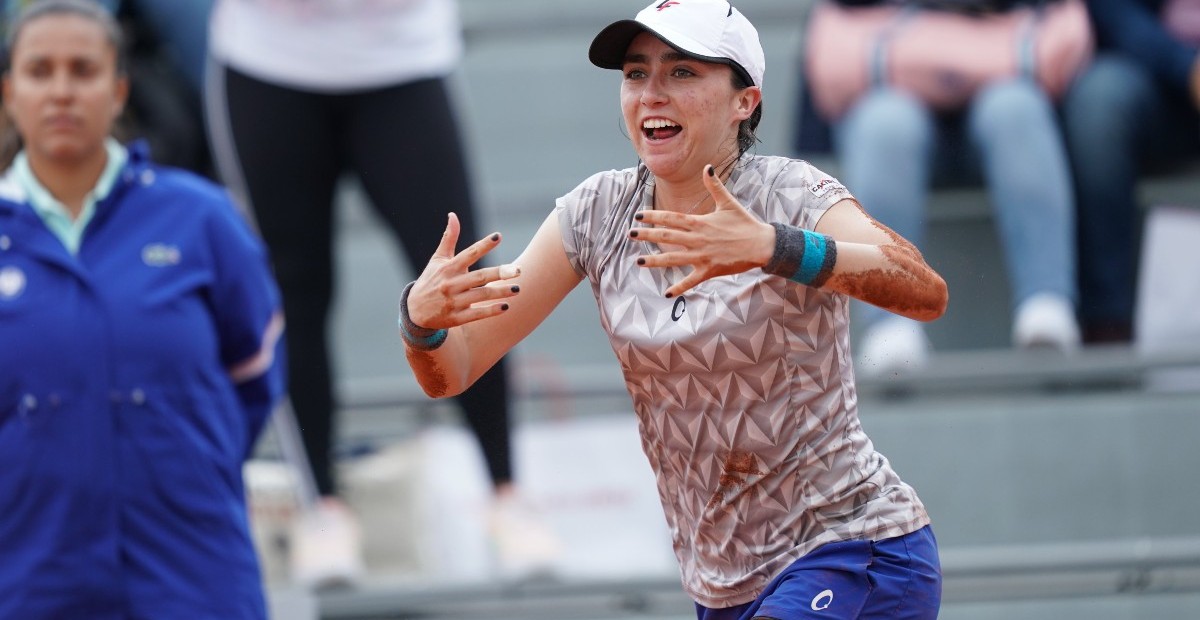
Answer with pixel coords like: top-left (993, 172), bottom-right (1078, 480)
top-left (643, 118), bottom-right (681, 141)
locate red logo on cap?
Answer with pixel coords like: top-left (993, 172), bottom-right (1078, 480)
top-left (656, 0), bottom-right (681, 10)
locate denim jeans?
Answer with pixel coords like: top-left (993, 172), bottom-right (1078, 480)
top-left (834, 81), bottom-right (1076, 330)
top-left (1061, 53), bottom-right (1200, 333)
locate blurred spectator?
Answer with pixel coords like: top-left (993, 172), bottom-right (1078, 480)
top-left (800, 0), bottom-right (1091, 376)
top-left (0, 1), bottom-right (283, 616)
top-left (206, 0), bottom-right (560, 589)
top-left (1061, 0), bottom-right (1200, 345)
top-left (2, 0), bottom-right (214, 176)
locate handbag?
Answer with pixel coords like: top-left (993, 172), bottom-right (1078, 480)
top-left (803, 0), bottom-right (1094, 121)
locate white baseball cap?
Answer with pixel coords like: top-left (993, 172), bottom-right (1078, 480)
top-left (589, 0), bottom-right (765, 88)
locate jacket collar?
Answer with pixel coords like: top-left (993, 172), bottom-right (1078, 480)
top-left (0, 139), bottom-right (148, 219)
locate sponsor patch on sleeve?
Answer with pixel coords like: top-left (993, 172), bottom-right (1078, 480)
top-left (809, 178), bottom-right (846, 198)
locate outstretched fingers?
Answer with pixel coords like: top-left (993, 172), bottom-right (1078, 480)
top-left (702, 163), bottom-right (739, 212)
top-left (456, 264), bottom-right (522, 303)
top-left (628, 163), bottom-right (775, 298)
top-left (434, 212), bottom-right (462, 259)
top-left (408, 214), bottom-right (521, 328)
top-left (664, 269), bottom-right (708, 299)
top-left (628, 224), bottom-right (699, 251)
top-left (429, 212), bottom-right (508, 276)
top-left (436, 261), bottom-right (522, 325)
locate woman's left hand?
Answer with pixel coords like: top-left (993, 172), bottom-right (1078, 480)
top-left (630, 164), bottom-right (775, 298)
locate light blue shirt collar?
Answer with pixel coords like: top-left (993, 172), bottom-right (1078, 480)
top-left (13, 138), bottom-right (128, 255)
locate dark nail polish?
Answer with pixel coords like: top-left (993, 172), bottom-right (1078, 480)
top-left (490, 233), bottom-right (500, 242)
top-left (634, 213), bottom-right (644, 221)
top-left (706, 165), bottom-right (715, 177)
top-left (636, 258), bottom-right (645, 266)
top-left (510, 285), bottom-right (520, 293)
top-left (501, 303), bottom-right (509, 311)
top-left (630, 230), bottom-right (639, 238)
top-left (665, 292), bottom-right (673, 299)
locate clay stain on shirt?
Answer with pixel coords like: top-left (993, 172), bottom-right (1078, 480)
top-left (708, 451), bottom-right (769, 510)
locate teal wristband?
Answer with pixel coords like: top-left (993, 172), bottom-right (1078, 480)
top-left (399, 281), bottom-right (448, 351)
top-left (763, 223), bottom-right (837, 287)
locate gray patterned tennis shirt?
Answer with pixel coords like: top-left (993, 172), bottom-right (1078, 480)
top-left (555, 154), bottom-right (931, 608)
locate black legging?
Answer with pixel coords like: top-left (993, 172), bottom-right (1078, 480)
top-left (212, 66), bottom-right (512, 496)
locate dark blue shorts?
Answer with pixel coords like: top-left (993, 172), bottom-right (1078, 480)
top-left (695, 525), bottom-right (942, 620)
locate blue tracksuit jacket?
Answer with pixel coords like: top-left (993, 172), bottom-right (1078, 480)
top-left (0, 143), bottom-right (285, 619)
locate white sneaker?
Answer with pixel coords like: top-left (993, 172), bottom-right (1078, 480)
top-left (856, 317), bottom-right (930, 378)
top-left (289, 497), bottom-right (364, 591)
top-left (488, 492), bottom-right (563, 581)
top-left (1012, 293), bottom-right (1080, 352)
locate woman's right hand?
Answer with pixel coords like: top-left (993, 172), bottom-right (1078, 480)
top-left (405, 212), bottom-right (522, 330)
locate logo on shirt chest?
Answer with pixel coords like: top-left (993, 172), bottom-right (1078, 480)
top-left (671, 296), bottom-right (686, 321)
top-left (141, 243), bottom-right (181, 267)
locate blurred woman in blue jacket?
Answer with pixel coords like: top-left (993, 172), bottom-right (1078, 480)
top-left (0, 1), bottom-right (285, 617)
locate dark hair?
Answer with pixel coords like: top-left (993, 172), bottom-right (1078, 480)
top-left (730, 71), bottom-right (761, 156)
top-left (1, 0), bottom-right (126, 168)
top-left (4, 0), bottom-right (125, 73)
